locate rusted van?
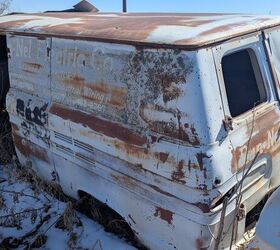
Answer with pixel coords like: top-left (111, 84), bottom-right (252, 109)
top-left (1, 12), bottom-right (280, 249)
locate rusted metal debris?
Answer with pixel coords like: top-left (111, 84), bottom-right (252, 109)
top-left (45, 0), bottom-right (99, 13)
top-left (73, 1), bottom-right (99, 13)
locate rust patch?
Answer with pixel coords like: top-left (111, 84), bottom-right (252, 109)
top-left (196, 152), bottom-right (210, 179)
top-left (126, 48), bottom-right (192, 104)
top-left (171, 160), bottom-right (186, 184)
top-left (154, 207), bottom-right (174, 225)
top-left (112, 139), bottom-right (149, 159)
top-left (139, 102), bottom-right (200, 145)
top-left (13, 133), bottom-right (49, 163)
top-left (50, 103), bottom-right (147, 146)
top-left (194, 202), bottom-right (210, 213)
top-left (24, 62), bottom-right (42, 70)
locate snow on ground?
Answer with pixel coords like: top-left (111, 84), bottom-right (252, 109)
top-left (0, 164), bottom-right (136, 250)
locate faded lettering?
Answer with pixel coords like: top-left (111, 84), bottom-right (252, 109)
top-left (237, 127), bottom-right (280, 167)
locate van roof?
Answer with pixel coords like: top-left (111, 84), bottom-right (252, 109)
top-left (0, 12), bottom-right (280, 48)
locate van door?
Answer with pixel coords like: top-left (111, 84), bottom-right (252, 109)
top-left (6, 35), bottom-right (55, 181)
top-left (212, 32), bottom-right (280, 244)
top-left (213, 32), bottom-right (280, 202)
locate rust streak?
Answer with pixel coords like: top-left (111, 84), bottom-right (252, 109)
top-left (24, 62), bottom-right (42, 70)
top-left (50, 103), bottom-right (146, 146)
top-left (149, 184), bottom-right (176, 198)
top-left (196, 152), bottom-right (210, 179)
top-left (171, 160), bottom-right (186, 184)
top-left (13, 133), bottom-right (49, 163)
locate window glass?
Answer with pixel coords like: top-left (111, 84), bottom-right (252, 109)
top-left (222, 49), bottom-right (267, 117)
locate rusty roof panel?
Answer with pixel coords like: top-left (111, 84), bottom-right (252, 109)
top-left (0, 13), bottom-right (279, 47)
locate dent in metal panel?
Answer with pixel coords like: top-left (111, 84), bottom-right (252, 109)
top-left (7, 35), bottom-right (51, 98)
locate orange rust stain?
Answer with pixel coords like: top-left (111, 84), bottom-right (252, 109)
top-left (112, 140), bottom-right (149, 159)
top-left (49, 103), bottom-right (146, 147)
top-left (171, 160), bottom-right (186, 184)
top-left (62, 74), bottom-right (127, 107)
top-left (78, 125), bottom-right (151, 161)
top-left (13, 133), bottom-right (49, 163)
top-left (154, 207), bottom-right (174, 225)
top-left (24, 62), bottom-right (42, 70)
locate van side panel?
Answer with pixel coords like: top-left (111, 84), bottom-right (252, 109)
top-left (6, 35), bottom-right (226, 249)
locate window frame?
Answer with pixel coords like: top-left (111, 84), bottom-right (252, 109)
top-left (221, 48), bottom-right (267, 117)
top-left (213, 33), bottom-right (276, 122)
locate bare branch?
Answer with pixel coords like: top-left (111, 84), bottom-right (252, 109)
top-left (0, 0), bottom-right (12, 15)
